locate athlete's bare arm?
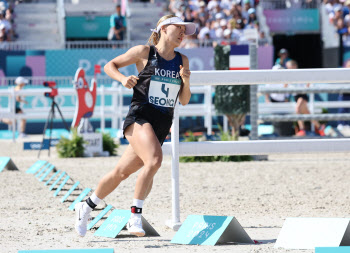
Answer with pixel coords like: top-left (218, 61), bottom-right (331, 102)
top-left (179, 54), bottom-right (191, 106)
top-left (104, 45), bottom-right (150, 89)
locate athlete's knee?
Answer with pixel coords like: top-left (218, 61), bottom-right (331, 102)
top-left (145, 155), bottom-right (163, 172)
top-left (295, 104), bottom-right (302, 113)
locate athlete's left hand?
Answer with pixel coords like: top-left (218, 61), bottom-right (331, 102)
top-left (179, 65), bottom-right (191, 80)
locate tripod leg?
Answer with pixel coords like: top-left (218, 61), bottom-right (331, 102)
top-left (54, 102), bottom-right (70, 131)
top-left (48, 104), bottom-right (55, 157)
top-left (38, 105), bottom-right (53, 158)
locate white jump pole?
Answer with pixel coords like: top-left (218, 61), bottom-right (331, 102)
top-left (164, 67), bottom-right (350, 231)
top-left (165, 105), bottom-right (182, 230)
top-left (190, 68), bottom-right (350, 86)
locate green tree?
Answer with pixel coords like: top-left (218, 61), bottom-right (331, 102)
top-left (214, 45), bottom-right (250, 139)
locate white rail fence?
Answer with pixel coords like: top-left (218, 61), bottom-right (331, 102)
top-left (160, 68), bottom-right (350, 230)
top-left (2, 74), bottom-right (350, 142)
top-left (0, 84), bottom-right (216, 140)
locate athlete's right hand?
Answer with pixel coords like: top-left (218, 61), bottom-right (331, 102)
top-left (121, 75), bottom-right (139, 89)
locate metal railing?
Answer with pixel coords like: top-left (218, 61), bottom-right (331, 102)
top-left (57, 0), bottom-right (66, 48)
top-left (0, 84), bottom-right (216, 140)
top-left (1, 38), bottom-right (259, 51)
top-left (261, 0), bottom-right (320, 9)
top-left (0, 76), bottom-right (115, 87)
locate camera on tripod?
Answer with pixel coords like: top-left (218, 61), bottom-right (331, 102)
top-left (43, 81), bottom-right (58, 98)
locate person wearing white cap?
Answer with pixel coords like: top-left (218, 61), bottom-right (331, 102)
top-left (74, 14), bottom-right (195, 238)
top-left (1, 76), bottom-right (28, 137)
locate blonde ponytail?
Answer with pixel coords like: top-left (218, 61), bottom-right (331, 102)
top-left (147, 14), bottom-right (177, 46)
top-left (147, 31), bottom-right (160, 46)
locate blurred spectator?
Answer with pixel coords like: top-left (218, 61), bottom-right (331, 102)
top-left (247, 8), bottom-right (257, 25)
top-left (242, 0), bottom-right (252, 20)
top-left (183, 7), bottom-right (195, 22)
top-left (0, 12), bottom-right (11, 41)
top-left (275, 48), bottom-right (291, 68)
top-left (208, 0), bottom-right (220, 12)
top-left (265, 64), bottom-right (290, 103)
top-left (179, 34), bottom-right (198, 48)
top-left (0, 22), bottom-right (5, 42)
top-left (198, 20), bottom-right (211, 40)
top-left (337, 60), bottom-right (350, 128)
top-left (215, 19), bottom-right (227, 39)
top-left (258, 31), bottom-right (269, 46)
top-left (108, 5), bottom-right (126, 41)
top-left (0, 0), bottom-right (8, 14)
top-left (197, 1), bottom-right (209, 25)
top-left (324, 0), bottom-right (350, 46)
top-left (1, 76), bottom-right (28, 138)
top-left (168, 0), bottom-right (268, 47)
top-left (169, 0), bottom-right (189, 17)
top-left (220, 28), bottom-right (234, 45)
top-left (285, 60), bottom-right (325, 136)
top-left (231, 18), bottom-right (244, 43)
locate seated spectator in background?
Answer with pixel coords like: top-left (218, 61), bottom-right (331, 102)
top-left (169, 0), bottom-right (188, 17)
top-left (108, 5), bottom-right (126, 41)
top-left (197, 1), bottom-right (209, 25)
top-left (183, 7), bottom-right (195, 22)
top-left (275, 48), bottom-right (291, 68)
top-left (220, 28), bottom-right (233, 45)
top-left (0, 22), bottom-right (5, 42)
top-left (266, 65), bottom-right (290, 102)
top-left (285, 60), bottom-right (325, 136)
top-left (231, 18), bottom-right (244, 43)
top-left (242, 0), bottom-right (252, 20)
top-left (0, 0), bottom-right (8, 14)
top-left (337, 60), bottom-right (350, 129)
top-left (258, 31), bottom-right (269, 46)
top-left (216, 19), bottom-right (228, 39)
top-left (179, 34), bottom-right (198, 48)
top-left (208, 0), bottom-right (220, 12)
top-left (0, 12), bottom-right (11, 41)
top-left (247, 8), bottom-right (257, 27)
top-left (330, 5), bottom-right (343, 26)
top-left (198, 20), bottom-right (211, 40)
top-left (1, 76), bottom-right (28, 138)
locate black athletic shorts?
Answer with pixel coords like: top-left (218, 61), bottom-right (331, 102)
top-left (15, 107), bottom-right (22, 113)
top-left (294, 94), bottom-right (308, 102)
top-left (123, 104), bottom-right (173, 145)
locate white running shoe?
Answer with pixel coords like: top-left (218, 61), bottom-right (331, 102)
top-left (127, 217), bottom-right (145, 237)
top-left (74, 202), bottom-right (91, 237)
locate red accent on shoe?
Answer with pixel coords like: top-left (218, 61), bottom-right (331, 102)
top-left (296, 130), bottom-right (306, 136)
top-left (131, 207), bottom-right (136, 213)
top-left (315, 124), bottom-right (326, 136)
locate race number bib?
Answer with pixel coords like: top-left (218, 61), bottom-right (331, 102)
top-left (148, 75), bottom-right (181, 108)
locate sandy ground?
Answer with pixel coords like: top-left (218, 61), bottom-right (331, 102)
top-left (1, 135), bottom-right (350, 253)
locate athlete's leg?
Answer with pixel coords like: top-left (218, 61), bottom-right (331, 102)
top-left (75, 142), bottom-right (144, 237)
top-left (125, 122), bottom-right (162, 201)
top-left (94, 144), bottom-right (144, 199)
top-left (296, 97), bottom-right (307, 130)
top-left (20, 119), bottom-right (26, 133)
top-left (144, 179), bottom-right (153, 199)
top-left (297, 98), bottom-right (322, 129)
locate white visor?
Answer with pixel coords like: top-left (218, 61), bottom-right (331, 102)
top-left (151, 16), bottom-right (196, 35)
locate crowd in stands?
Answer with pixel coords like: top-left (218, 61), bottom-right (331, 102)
top-left (167, 0), bottom-right (270, 48)
top-left (0, 0), bottom-right (15, 43)
top-left (325, 0), bottom-right (350, 46)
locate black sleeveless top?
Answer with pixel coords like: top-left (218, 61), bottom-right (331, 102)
top-left (131, 45), bottom-right (183, 116)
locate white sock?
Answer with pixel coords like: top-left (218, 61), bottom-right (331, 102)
top-left (131, 199), bottom-right (144, 219)
top-left (90, 192), bottom-right (102, 206)
top-left (133, 199), bottom-right (144, 208)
